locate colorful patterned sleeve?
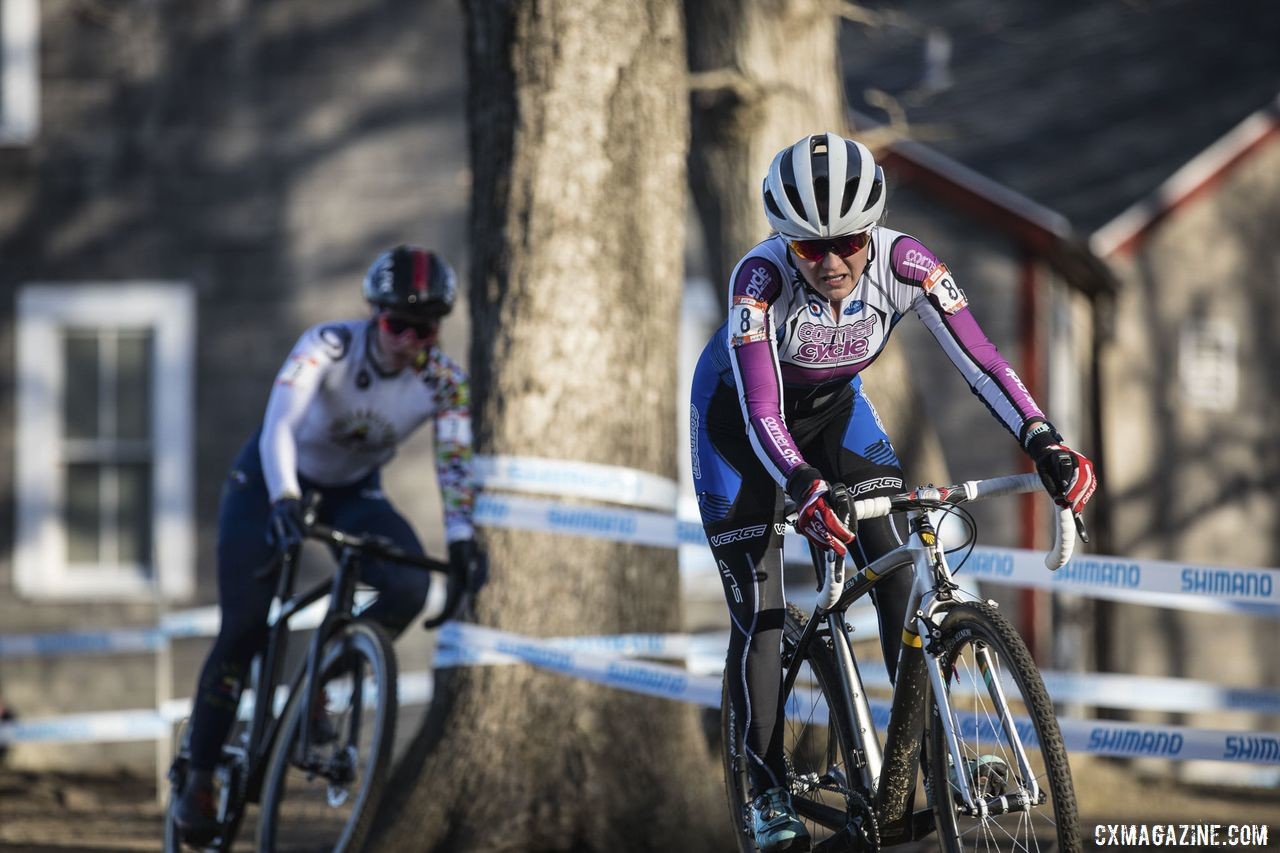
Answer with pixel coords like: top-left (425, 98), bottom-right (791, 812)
top-left (424, 349), bottom-right (476, 543)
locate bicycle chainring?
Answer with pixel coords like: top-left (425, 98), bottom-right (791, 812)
top-left (846, 787), bottom-right (880, 853)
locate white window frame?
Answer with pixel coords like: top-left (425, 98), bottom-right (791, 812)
top-left (0, 0), bottom-right (39, 144)
top-left (15, 283), bottom-right (195, 600)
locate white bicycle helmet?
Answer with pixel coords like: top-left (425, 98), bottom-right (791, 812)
top-left (762, 132), bottom-right (886, 239)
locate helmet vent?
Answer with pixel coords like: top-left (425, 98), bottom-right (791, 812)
top-left (840, 177), bottom-right (859, 218)
top-left (783, 183), bottom-right (806, 221)
top-left (813, 177), bottom-right (830, 226)
top-left (866, 175), bottom-right (883, 212)
top-left (763, 188), bottom-right (784, 220)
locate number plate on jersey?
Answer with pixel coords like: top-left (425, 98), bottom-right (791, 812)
top-left (923, 264), bottom-right (968, 315)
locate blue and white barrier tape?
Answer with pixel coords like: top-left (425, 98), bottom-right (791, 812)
top-left (477, 492), bottom-right (1280, 615)
top-left (5, 493), bottom-right (1274, 664)
top-left (5, 622), bottom-right (1279, 764)
top-left (433, 622), bottom-right (1280, 765)
top-left (475, 455), bottom-right (678, 512)
top-left (433, 627), bottom-right (1280, 718)
top-left (0, 627), bottom-right (163, 658)
top-left (962, 546), bottom-right (1280, 614)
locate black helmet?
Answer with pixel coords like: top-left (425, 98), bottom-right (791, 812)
top-left (362, 245), bottom-right (457, 317)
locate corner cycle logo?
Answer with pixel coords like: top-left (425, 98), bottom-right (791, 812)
top-left (794, 315), bottom-right (878, 363)
top-left (760, 416), bottom-right (802, 466)
top-left (898, 247), bottom-right (937, 276)
top-left (744, 264), bottom-right (774, 300)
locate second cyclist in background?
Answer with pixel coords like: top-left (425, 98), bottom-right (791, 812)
top-left (690, 133), bottom-right (1096, 853)
top-left (175, 245), bottom-right (482, 844)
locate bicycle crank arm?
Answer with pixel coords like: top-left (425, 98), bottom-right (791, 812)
top-left (812, 827), bottom-right (863, 853)
top-left (792, 795), bottom-right (849, 832)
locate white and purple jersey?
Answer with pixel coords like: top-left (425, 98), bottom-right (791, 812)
top-left (259, 319), bottom-right (475, 543)
top-left (701, 229), bottom-right (1045, 487)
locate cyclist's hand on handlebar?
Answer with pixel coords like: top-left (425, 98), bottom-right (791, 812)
top-left (449, 539), bottom-right (488, 594)
top-left (791, 478), bottom-right (855, 557)
top-left (1032, 443), bottom-right (1097, 515)
top-left (266, 496), bottom-right (306, 551)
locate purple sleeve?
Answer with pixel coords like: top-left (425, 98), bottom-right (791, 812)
top-left (726, 256), bottom-right (806, 485)
top-left (917, 302), bottom-right (1045, 437)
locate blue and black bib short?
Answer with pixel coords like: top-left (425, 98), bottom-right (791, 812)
top-left (691, 363), bottom-right (910, 794)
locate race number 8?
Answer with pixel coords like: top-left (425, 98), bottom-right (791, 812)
top-left (923, 263), bottom-right (968, 315)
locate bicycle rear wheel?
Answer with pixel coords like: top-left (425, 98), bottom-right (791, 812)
top-left (256, 620), bottom-right (397, 853)
top-left (722, 604), bottom-right (877, 852)
top-left (928, 602), bottom-right (1080, 853)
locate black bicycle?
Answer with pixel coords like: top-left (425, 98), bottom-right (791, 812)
top-left (164, 506), bottom-right (474, 852)
top-left (722, 473), bottom-right (1082, 853)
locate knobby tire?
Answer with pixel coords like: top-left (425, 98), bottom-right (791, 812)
top-left (928, 602), bottom-right (1081, 853)
top-left (256, 620), bottom-right (397, 853)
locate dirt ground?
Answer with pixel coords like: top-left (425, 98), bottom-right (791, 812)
top-left (0, 758), bottom-right (1276, 852)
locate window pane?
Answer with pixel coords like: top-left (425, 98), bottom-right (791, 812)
top-left (116, 463), bottom-right (153, 569)
top-left (63, 331), bottom-right (100, 440)
top-left (116, 331), bottom-right (153, 441)
top-left (65, 463), bottom-right (100, 563)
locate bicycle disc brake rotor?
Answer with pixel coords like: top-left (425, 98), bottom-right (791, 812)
top-left (325, 745), bottom-right (359, 807)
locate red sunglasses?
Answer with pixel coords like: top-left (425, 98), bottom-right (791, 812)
top-left (788, 232), bottom-right (871, 262)
top-left (378, 313), bottom-right (439, 340)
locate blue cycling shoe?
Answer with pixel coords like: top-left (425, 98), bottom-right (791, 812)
top-left (750, 786), bottom-right (810, 852)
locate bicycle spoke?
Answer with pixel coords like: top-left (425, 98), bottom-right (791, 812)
top-left (931, 604), bottom-right (1079, 853)
top-left (257, 623), bottom-right (397, 853)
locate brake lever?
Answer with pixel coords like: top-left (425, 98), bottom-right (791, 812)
top-left (1072, 511), bottom-right (1090, 544)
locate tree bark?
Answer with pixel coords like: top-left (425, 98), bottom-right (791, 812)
top-left (372, 2), bottom-right (727, 851)
top-left (686, 0), bottom-right (948, 483)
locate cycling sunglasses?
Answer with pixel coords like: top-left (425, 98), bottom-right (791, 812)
top-left (788, 231), bottom-right (871, 262)
top-left (378, 313), bottom-right (439, 340)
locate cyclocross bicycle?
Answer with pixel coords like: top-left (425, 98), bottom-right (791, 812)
top-left (164, 505), bottom-right (473, 853)
top-left (722, 473), bottom-right (1082, 853)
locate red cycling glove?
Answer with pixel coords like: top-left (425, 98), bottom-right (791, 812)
top-left (1034, 443), bottom-right (1097, 514)
top-left (794, 480), bottom-right (856, 556)
top-left (1023, 421), bottom-right (1096, 514)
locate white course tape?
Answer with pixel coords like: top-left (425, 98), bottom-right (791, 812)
top-left (962, 546), bottom-right (1280, 613)
top-left (6, 623), bottom-right (1280, 764)
top-left (0, 627), bottom-right (163, 658)
top-left (434, 622), bottom-right (1280, 765)
top-left (475, 493), bottom-right (702, 549)
top-left (474, 455), bottom-right (679, 512)
top-left (437, 622), bottom-right (721, 709)
top-left (475, 492), bottom-right (1280, 616)
top-left (434, 626), bottom-right (1280, 717)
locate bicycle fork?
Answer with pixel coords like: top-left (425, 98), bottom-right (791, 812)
top-left (918, 595), bottom-right (1044, 822)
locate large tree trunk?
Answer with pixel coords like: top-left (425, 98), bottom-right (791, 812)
top-left (372, 2), bottom-right (726, 851)
top-left (686, 0), bottom-right (948, 482)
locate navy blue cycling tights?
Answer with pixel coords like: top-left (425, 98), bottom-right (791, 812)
top-left (186, 432), bottom-right (431, 772)
top-left (691, 376), bottom-right (911, 796)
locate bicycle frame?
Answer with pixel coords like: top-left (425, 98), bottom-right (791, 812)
top-left (782, 480), bottom-right (1064, 845)
top-left (235, 543), bottom-right (365, 805)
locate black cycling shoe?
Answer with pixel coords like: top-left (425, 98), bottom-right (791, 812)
top-left (174, 769), bottom-right (219, 846)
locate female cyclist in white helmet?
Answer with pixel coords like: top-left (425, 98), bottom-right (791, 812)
top-left (691, 132), bottom-right (1095, 852)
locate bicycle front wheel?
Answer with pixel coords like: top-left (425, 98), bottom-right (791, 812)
top-left (928, 602), bottom-right (1080, 853)
top-left (256, 620), bottom-right (398, 853)
top-left (722, 604), bottom-right (877, 852)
